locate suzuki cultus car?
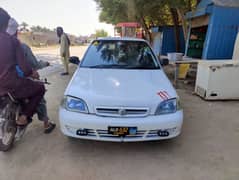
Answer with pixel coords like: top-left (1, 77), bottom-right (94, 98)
top-left (59, 38), bottom-right (183, 142)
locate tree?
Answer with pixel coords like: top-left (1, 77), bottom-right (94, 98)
top-left (19, 22), bottom-right (29, 32)
top-left (95, 0), bottom-right (129, 24)
top-left (168, 0), bottom-right (198, 51)
top-left (30, 25), bottom-right (54, 33)
top-left (95, 29), bottom-right (108, 38)
top-left (94, 0), bottom-right (170, 42)
top-left (129, 0), bottom-right (173, 43)
top-left (95, 0), bottom-right (198, 50)
top-left (130, 0), bottom-right (198, 49)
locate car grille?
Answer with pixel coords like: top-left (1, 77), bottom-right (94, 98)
top-left (96, 130), bottom-right (146, 138)
top-left (75, 128), bottom-right (176, 139)
top-left (95, 107), bottom-right (149, 117)
top-left (81, 129), bottom-right (147, 139)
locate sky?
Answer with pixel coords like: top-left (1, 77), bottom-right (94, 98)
top-left (0, 0), bottom-right (114, 36)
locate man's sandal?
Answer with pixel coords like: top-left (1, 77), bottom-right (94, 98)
top-left (44, 122), bottom-right (56, 134)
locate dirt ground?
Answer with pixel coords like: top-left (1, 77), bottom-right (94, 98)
top-left (0, 46), bottom-right (239, 180)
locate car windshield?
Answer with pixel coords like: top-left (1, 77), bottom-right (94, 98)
top-left (81, 40), bottom-right (160, 69)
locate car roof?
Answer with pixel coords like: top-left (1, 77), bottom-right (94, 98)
top-left (95, 37), bottom-right (148, 43)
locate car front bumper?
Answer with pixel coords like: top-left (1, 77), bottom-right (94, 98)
top-left (59, 108), bottom-right (183, 142)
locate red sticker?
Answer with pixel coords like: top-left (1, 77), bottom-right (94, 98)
top-left (157, 91), bottom-right (170, 100)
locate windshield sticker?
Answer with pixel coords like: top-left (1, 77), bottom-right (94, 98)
top-left (157, 91), bottom-right (170, 100)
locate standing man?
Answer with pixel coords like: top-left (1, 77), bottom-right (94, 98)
top-left (56, 27), bottom-right (70, 75)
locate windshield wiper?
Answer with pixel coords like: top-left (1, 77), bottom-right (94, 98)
top-left (85, 64), bottom-right (160, 69)
top-left (125, 65), bottom-right (160, 69)
top-left (87, 64), bottom-right (128, 69)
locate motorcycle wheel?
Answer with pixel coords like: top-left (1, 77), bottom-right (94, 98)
top-left (0, 105), bottom-right (18, 152)
top-left (0, 122), bottom-right (17, 151)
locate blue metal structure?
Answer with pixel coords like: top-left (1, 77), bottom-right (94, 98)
top-left (151, 26), bottom-right (185, 56)
top-left (186, 0), bottom-right (239, 60)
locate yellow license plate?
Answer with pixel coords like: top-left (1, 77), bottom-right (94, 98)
top-left (108, 127), bottom-right (137, 136)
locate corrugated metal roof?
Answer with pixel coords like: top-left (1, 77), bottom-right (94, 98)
top-left (213, 0), bottom-right (239, 7)
top-left (186, 0), bottom-right (239, 19)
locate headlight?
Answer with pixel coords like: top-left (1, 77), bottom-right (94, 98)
top-left (63, 96), bottom-right (89, 113)
top-left (155, 98), bottom-right (181, 115)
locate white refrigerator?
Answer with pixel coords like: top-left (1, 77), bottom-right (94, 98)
top-left (195, 60), bottom-right (239, 100)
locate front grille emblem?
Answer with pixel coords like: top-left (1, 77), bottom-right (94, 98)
top-left (118, 109), bottom-right (127, 116)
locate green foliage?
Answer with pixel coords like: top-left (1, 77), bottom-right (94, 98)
top-left (95, 0), bottom-right (129, 24)
top-left (95, 29), bottom-right (108, 38)
top-left (19, 22), bottom-right (29, 31)
top-left (94, 0), bottom-right (199, 43)
top-left (95, 0), bottom-right (198, 26)
top-left (30, 25), bottom-right (54, 33)
top-left (20, 22), bottom-right (28, 28)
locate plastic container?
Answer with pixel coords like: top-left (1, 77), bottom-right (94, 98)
top-left (167, 53), bottom-right (184, 61)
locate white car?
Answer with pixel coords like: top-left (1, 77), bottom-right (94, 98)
top-left (59, 38), bottom-right (183, 142)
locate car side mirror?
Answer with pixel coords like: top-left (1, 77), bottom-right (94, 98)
top-left (160, 58), bottom-right (169, 66)
top-left (69, 56), bottom-right (80, 65)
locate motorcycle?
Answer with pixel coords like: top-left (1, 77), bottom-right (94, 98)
top-left (0, 78), bottom-right (50, 152)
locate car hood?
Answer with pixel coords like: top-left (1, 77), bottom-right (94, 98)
top-left (65, 68), bottom-right (178, 114)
